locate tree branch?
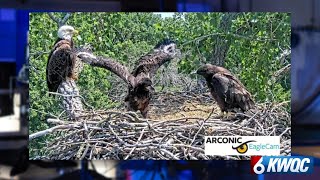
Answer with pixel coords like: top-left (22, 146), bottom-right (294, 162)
top-left (61, 13), bottom-right (71, 26)
top-left (48, 12), bottom-right (72, 27)
top-left (181, 32), bottom-right (275, 47)
top-left (48, 13), bottom-right (60, 26)
top-left (29, 124), bottom-right (80, 141)
top-left (211, 13), bottom-right (240, 66)
top-left (271, 64), bottom-right (291, 83)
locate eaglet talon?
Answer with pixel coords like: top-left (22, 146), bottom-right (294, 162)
top-left (219, 111), bottom-right (236, 120)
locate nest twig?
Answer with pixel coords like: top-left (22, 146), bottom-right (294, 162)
top-left (30, 92), bottom-right (291, 160)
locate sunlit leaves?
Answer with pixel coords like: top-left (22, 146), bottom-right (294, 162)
top-left (29, 12), bottom-right (290, 157)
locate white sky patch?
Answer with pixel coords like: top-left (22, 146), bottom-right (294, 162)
top-left (154, 12), bottom-right (175, 18)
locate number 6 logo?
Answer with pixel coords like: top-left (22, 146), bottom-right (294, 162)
top-left (254, 157), bottom-right (265, 174)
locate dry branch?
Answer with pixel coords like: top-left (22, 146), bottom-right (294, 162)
top-left (29, 124), bottom-right (80, 141)
top-left (272, 64), bottom-right (291, 80)
top-left (30, 92), bottom-right (291, 160)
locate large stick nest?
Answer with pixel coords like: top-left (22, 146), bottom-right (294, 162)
top-left (30, 91), bottom-right (291, 160)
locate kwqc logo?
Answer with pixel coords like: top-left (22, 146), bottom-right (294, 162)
top-left (251, 156), bottom-right (314, 174)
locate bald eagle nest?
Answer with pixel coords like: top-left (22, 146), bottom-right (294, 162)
top-left (29, 91), bottom-right (291, 160)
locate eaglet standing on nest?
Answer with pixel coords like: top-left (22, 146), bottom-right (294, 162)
top-left (197, 64), bottom-right (255, 118)
top-left (77, 39), bottom-right (180, 118)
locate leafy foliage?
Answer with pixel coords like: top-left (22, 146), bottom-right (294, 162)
top-left (29, 12), bottom-right (290, 157)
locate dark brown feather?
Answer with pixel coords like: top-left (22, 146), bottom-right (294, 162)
top-left (46, 39), bottom-right (76, 95)
top-left (77, 40), bottom-right (177, 118)
top-left (89, 56), bottom-right (136, 87)
top-left (132, 50), bottom-right (173, 78)
top-left (197, 64), bottom-right (255, 112)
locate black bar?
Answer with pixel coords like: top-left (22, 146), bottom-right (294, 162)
top-left (163, 0), bottom-right (176, 11)
top-left (121, 0), bottom-right (177, 12)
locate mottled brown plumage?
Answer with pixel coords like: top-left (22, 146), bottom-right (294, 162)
top-left (197, 64), bottom-right (255, 113)
top-left (77, 39), bottom-right (179, 118)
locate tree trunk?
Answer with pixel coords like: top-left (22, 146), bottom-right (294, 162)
top-left (211, 13), bottom-right (239, 66)
top-left (58, 79), bottom-right (84, 120)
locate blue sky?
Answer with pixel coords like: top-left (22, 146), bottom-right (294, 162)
top-left (154, 12), bottom-right (175, 18)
